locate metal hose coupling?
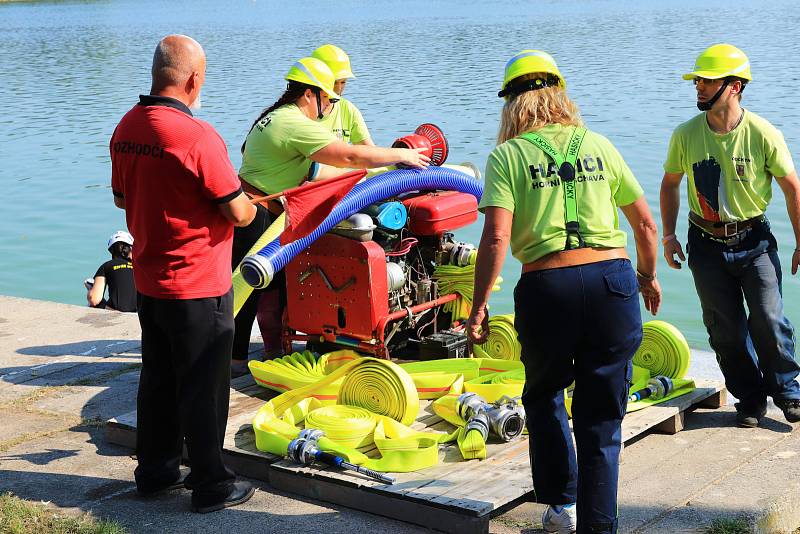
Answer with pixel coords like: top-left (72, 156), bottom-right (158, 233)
top-left (287, 437), bottom-right (315, 465)
top-left (629, 375), bottom-right (674, 403)
top-left (241, 254), bottom-right (275, 289)
top-left (456, 392), bottom-right (526, 442)
top-left (464, 411), bottom-right (489, 442)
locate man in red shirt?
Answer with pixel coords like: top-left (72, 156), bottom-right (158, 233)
top-left (111, 34), bottom-right (256, 513)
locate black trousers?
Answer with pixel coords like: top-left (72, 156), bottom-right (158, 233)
top-left (232, 204), bottom-right (286, 361)
top-left (135, 289), bottom-right (236, 505)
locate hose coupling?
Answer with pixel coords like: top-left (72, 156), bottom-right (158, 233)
top-left (241, 254), bottom-right (275, 289)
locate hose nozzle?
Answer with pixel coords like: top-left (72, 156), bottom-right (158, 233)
top-left (286, 431), bottom-right (395, 485)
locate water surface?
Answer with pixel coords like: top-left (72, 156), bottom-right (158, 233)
top-left (2, 0), bottom-right (799, 350)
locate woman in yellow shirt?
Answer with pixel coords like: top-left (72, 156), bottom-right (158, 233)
top-left (231, 57), bottom-right (428, 375)
top-left (467, 50), bottom-right (661, 533)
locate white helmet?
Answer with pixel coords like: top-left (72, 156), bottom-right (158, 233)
top-left (108, 230), bottom-right (134, 250)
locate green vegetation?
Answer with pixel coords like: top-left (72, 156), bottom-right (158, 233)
top-left (0, 492), bottom-right (127, 534)
top-left (705, 517), bottom-right (751, 534)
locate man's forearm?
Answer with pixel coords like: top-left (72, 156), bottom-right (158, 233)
top-left (660, 179), bottom-right (681, 236)
top-left (783, 182), bottom-right (800, 248)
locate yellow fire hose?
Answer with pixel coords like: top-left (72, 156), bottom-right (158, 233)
top-left (250, 320), bottom-right (697, 469)
top-left (253, 357), bottom-right (458, 472)
top-left (472, 314), bottom-right (521, 360)
top-left (432, 261), bottom-right (501, 321)
top-left (232, 212), bottom-right (286, 317)
top-left (634, 320), bottom-right (691, 378)
top-left (249, 350), bottom-right (359, 400)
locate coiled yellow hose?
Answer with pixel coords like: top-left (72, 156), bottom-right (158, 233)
top-left (472, 314), bottom-right (521, 360)
top-left (633, 320), bottom-right (691, 379)
top-left (253, 357), bottom-right (456, 472)
top-left (433, 262), bottom-right (502, 321)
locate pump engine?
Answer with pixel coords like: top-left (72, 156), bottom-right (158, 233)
top-left (283, 188), bottom-right (478, 359)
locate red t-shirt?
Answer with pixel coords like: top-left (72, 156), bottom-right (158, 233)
top-left (111, 95), bottom-right (242, 299)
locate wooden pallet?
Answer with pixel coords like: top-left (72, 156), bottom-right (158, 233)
top-left (106, 378), bottom-right (726, 534)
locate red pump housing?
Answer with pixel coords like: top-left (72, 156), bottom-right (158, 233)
top-left (283, 190), bottom-right (478, 358)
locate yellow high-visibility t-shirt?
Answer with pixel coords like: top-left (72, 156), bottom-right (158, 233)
top-left (318, 98), bottom-right (370, 144)
top-left (479, 124), bottom-right (643, 264)
top-left (663, 109), bottom-right (794, 222)
top-left (239, 104), bottom-right (337, 194)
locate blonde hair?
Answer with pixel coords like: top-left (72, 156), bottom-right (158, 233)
top-left (496, 75), bottom-right (583, 144)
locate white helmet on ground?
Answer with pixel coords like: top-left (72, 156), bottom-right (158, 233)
top-left (108, 230), bottom-right (134, 250)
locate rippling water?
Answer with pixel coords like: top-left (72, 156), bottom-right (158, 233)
top-left (1, 0), bottom-right (799, 350)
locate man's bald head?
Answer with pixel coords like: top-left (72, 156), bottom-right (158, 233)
top-left (151, 35), bottom-right (206, 93)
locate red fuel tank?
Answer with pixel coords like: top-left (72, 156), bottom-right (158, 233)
top-left (401, 191), bottom-right (478, 236)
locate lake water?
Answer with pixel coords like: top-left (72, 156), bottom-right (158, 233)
top-left (2, 0), bottom-right (799, 351)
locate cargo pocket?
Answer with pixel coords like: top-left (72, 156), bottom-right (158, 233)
top-left (603, 265), bottom-right (637, 300)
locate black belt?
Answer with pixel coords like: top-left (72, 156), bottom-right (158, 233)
top-left (688, 212), bottom-right (764, 239)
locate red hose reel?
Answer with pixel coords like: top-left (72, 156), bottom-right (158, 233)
top-left (392, 123), bottom-right (449, 167)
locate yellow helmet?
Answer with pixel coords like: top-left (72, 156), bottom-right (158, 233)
top-left (499, 50), bottom-right (565, 98)
top-left (311, 44), bottom-right (355, 80)
top-left (682, 44), bottom-right (752, 81)
top-left (285, 57), bottom-right (340, 100)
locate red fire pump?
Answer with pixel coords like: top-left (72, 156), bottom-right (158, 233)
top-left (282, 125), bottom-right (479, 359)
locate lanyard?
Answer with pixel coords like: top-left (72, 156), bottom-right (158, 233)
top-left (520, 127), bottom-right (587, 250)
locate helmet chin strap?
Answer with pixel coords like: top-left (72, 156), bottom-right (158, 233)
top-left (314, 88), bottom-right (324, 119)
top-left (697, 79), bottom-right (730, 111)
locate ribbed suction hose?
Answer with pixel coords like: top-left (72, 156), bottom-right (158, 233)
top-left (241, 167), bottom-right (482, 289)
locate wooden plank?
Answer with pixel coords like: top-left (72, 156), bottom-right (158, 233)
top-left (269, 465), bottom-right (489, 534)
top-left (653, 411), bottom-right (685, 434)
top-left (620, 382), bottom-right (723, 441)
top-left (697, 388), bottom-right (727, 409)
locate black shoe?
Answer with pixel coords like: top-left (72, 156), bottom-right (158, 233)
top-left (191, 481), bottom-right (255, 514)
top-left (775, 399), bottom-right (800, 423)
top-left (735, 402), bottom-right (767, 428)
top-left (137, 472), bottom-right (187, 497)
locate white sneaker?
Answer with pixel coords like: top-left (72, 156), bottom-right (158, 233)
top-left (542, 504), bottom-right (577, 533)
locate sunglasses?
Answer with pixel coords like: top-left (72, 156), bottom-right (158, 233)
top-left (693, 77), bottom-right (722, 85)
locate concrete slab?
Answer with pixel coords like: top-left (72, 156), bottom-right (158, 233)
top-left (31, 366), bottom-right (141, 422)
top-left (0, 295), bottom-right (140, 379)
top-left (0, 409), bottom-right (76, 446)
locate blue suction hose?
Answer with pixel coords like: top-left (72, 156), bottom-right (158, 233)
top-left (240, 167), bottom-right (483, 289)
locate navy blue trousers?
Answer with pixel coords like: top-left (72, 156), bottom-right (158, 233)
top-left (515, 259), bottom-right (643, 534)
top-left (687, 221), bottom-right (800, 411)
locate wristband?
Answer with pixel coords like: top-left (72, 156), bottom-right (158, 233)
top-left (661, 234), bottom-right (677, 245)
top-left (636, 269), bottom-right (656, 281)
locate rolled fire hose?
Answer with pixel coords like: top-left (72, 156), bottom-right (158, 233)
top-left (253, 357), bottom-right (457, 472)
top-left (472, 314), bottom-right (521, 361)
top-left (633, 320), bottom-right (691, 379)
top-left (248, 349), bottom-right (359, 399)
top-left (565, 320), bottom-right (695, 416)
